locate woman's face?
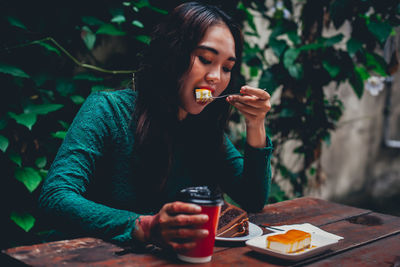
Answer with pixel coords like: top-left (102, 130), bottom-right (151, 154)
top-left (178, 23), bottom-right (236, 120)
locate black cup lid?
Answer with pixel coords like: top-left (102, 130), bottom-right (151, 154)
top-left (177, 186), bottom-right (224, 205)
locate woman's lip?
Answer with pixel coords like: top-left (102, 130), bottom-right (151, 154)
top-left (196, 87), bottom-right (215, 93)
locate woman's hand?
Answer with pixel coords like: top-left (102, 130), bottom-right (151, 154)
top-left (227, 86), bottom-right (271, 148)
top-left (134, 201), bottom-right (209, 252)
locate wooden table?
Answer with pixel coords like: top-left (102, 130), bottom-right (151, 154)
top-left (2, 197), bottom-right (400, 266)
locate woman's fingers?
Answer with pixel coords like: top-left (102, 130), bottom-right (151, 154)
top-left (164, 201), bottom-right (201, 215)
top-left (240, 86), bottom-right (271, 100)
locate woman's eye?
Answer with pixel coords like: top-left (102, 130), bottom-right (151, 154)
top-left (223, 67), bottom-right (232, 73)
top-left (199, 56), bottom-right (211, 64)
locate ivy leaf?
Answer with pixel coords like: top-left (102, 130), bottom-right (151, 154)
top-left (51, 131), bottom-right (67, 139)
top-left (81, 26), bottom-right (96, 50)
top-left (366, 52), bottom-right (387, 76)
top-left (132, 20), bottom-right (144, 28)
top-left (0, 134), bottom-right (9, 152)
top-left (288, 64), bottom-right (303, 79)
top-left (323, 60), bottom-right (340, 78)
top-left (324, 34), bottom-right (343, 46)
top-left (10, 212), bottom-right (35, 232)
top-left (347, 38), bottom-right (363, 57)
top-left (135, 35), bottom-right (151, 45)
top-left (269, 38), bottom-right (287, 58)
top-left (111, 15), bottom-right (126, 24)
top-left (9, 152), bottom-right (22, 167)
top-left (35, 157), bottom-right (47, 169)
top-left (15, 167), bottom-right (42, 192)
top-left (56, 79), bottom-right (75, 96)
top-left (37, 42), bottom-right (60, 56)
top-left (70, 95), bottom-right (85, 105)
top-left (148, 5), bottom-right (168, 15)
top-left (81, 16), bottom-right (105, 26)
top-left (6, 16), bottom-right (27, 30)
top-left (283, 48), bottom-right (300, 69)
top-left (8, 112), bottom-right (37, 130)
top-left (96, 24), bottom-right (126, 36)
top-left (24, 104), bottom-right (63, 115)
top-left (0, 63), bottom-right (30, 78)
top-left (368, 21), bottom-right (392, 43)
top-left (349, 67), bottom-right (367, 99)
top-left (287, 31), bottom-right (301, 45)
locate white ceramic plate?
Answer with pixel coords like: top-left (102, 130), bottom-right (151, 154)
top-left (245, 231), bottom-right (340, 261)
top-left (215, 222), bottom-right (263, 242)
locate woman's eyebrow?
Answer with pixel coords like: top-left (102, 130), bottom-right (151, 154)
top-left (197, 45), bottom-right (236, 61)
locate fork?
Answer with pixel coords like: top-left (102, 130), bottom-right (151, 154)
top-left (211, 88), bottom-right (268, 99)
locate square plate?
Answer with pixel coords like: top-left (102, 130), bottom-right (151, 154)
top-left (245, 231), bottom-right (340, 261)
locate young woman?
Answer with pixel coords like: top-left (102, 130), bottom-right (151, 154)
top-left (38, 1), bottom-right (272, 253)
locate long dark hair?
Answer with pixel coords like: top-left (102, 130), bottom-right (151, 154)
top-left (133, 2), bottom-right (243, 191)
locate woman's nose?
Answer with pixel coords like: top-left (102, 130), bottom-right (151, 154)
top-left (205, 68), bottom-right (221, 84)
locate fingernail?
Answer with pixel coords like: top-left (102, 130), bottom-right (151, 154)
top-left (200, 229), bottom-right (209, 236)
top-left (192, 205), bottom-right (201, 212)
top-left (201, 214), bottom-right (209, 221)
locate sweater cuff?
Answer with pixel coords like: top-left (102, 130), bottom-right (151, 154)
top-left (246, 135), bottom-right (273, 153)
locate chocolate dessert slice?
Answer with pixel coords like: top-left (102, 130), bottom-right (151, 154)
top-left (217, 201), bottom-right (249, 238)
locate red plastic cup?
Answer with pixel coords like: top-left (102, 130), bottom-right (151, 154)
top-left (176, 186), bottom-right (223, 263)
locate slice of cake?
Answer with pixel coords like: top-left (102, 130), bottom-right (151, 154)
top-left (217, 202), bottom-right (249, 238)
top-left (266, 229), bottom-right (311, 253)
top-left (195, 89), bottom-right (213, 103)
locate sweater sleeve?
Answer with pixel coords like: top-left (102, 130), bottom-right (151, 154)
top-left (217, 135), bottom-right (273, 212)
top-left (38, 92), bottom-right (139, 245)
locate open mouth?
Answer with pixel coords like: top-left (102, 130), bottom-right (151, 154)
top-left (195, 88), bottom-right (214, 104)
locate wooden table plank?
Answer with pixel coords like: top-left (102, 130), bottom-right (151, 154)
top-left (250, 197), bottom-right (370, 227)
top-left (305, 234), bottom-right (400, 267)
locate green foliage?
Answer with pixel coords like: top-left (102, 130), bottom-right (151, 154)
top-left (240, 0), bottom-right (399, 197)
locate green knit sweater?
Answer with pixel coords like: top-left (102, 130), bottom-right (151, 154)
top-left (38, 89), bottom-right (273, 245)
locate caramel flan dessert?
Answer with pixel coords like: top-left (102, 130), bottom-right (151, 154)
top-left (266, 229), bottom-right (311, 253)
top-left (217, 202), bottom-right (249, 238)
top-left (195, 88), bottom-right (213, 103)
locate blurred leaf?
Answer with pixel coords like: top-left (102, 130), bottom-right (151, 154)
top-left (24, 104), bottom-right (63, 115)
top-left (35, 157), bottom-right (47, 169)
top-left (323, 60), bottom-right (340, 78)
top-left (0, 134), bottom-right (9, 152)
top-left (135, 35), bottom-right (151, 44)
top-left (56, 79), bottom-right (75, 96)
top-left (73, 73), bottom-right (104, 81)
top-left (91, 84), bottom-right (109, 92)
top-left (8, 112), bottom-right (37, 130)
top-left (324, 34), bottom-right (343, 46)
top-left (37, 42), bottom-right (60, 56)
top-left (6, 16), bottom-right (27, 30)
top-left (288, 64), bottom-right (303, 79)
top-left (0, 118), bottom-right (7, 130)
top-left (269, 38), bottom-right (287, 58)
top-left (280, 108), bottom-right (296, 118)
top-left (58, 120), bottom-right (70, 130)
top-left (81, 16), bottom-right (104, 26)
top-left (366, 53), bottom-right (387, 76)
top-left (52, 131), bottom-right (67, 139)
top-left (259, 69), bottom-right (278, 93)
top-left (346, 38), bottom-right (363, 57)
top-left (96, 24), bottom-right (126, 36)
top-left (15, 167), bottom-right (42, 192)
top-left (10, 212), bottom-right (35, 232)
top-left (70, 95), bottom-right (85, 105)
top-left (349, 67), bottom-right (366, 99)
top-left (283, 48), bottom-right (300, 67)
top-left (0, 63), bottom-right (30, 78)
top-left (148, 5), bottom-right (168, 15)
top-left (250, 66), bottom-right (259, 77)
top-left (111, 15), bottom-right (126, 24)
top-left (81, 26), bottom-right (96, 50)
top-left (9, 152), bottom-right (22, 167)
top-left (132, 20), bottom-right (144, 28)
top-left (287, 31), bottom-right (301, 45)
top-left (368, 21), bottom-right (392, 43)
